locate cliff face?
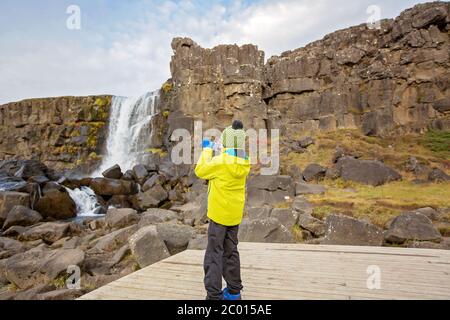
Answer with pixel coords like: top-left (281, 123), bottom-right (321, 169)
top-left (264, 1), bottom-right (449, 137)
top-left (0, 96), bottom-right (112, 170)
top-left (163, 2), bottom-right (450, 140)
top-left (161, 37), bottom-right (268, 141)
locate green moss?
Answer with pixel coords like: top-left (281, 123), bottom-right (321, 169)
top-left (145, 148), bottom-right (168, 157)
top-left (94, 96), bottom-right (111, 107)
top-left (273, 200), bottom-right (293, 209)
top-left (161, 82), bottom-right (173, 93)
top-left (53, 145), bottom-right (81, 156)
top-left (132, 263), bottom-right (141, 272)
top-left (291, 225), bottom-right (304, 243)
top-left (419, 130), bottom-right (450, 159)
top-left (8, 283), bottom-right (18, 292)
top-left (86, 122), bottom-right (105, 150)
top-left (53, 274), bottom-right (69, 289)
top-left (88, 152), bottom-right (102, 161)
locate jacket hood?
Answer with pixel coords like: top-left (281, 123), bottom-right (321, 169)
top-left (222, 149), bottom-right (251, 178)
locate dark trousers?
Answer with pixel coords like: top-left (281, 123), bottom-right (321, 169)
top-left (204, 219), bottom-right (243, 300)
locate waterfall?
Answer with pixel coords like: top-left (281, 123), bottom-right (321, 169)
top-left (93, 91), bottom-right (159, 176)
top-left (66, 186), bottom-right (103, 217)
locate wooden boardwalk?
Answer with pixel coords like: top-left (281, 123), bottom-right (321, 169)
top-left (79, 242), bottom-right (450, 300)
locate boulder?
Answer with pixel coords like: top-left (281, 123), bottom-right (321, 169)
top-left (385, 212), bottom-right (442, 244)
top-left (105, 208), bottom-right (140, 229)
top-left (0, 160), bottom-right (48, 180)
top-left (295, 183), bottom-right (326, 195)
top-left (142, 174), bottom-right (166, 192)
top-left (412, 5), bottom-right (447, 29)
top-left (270, 208), bottom-right (298, 229)
top-left (170, 193), bottom-right (207, 226)
top-left (2, 205), bottom-right (43, 230)
top-left (110, 244), bottom-right (131, 266)
top-left (298, 136), bottom-right (315, 148)
top-left (247, 175), bottom-right (294, 191)
top-left (0, 192), bottom-right (30, 226)
top-left (0, 176), bottom-right (28, 192)
top-left (122, 170), bottom-right (135, 181)
top-left (192, 193), bottom-right (208, 225)
top-left (428, 168), bottom-right (450, 182)
top-left (3, 246), bottom-right (84, 290)
top-left (35, 188), bottom-right (76, 220)
top-left (106, 195), bottom-right (131, 209)
top-left (334, 156), bottom-right (402, 186)
top-left (156, 222), bottom-right (196, 254)
top-left (0, 237), bottom-right (25, 259)
top-left (132, 164), bottom-right (149, 184)
top-left (91, 225), bottom-right (138, 252)
top-left (38, 289), bottom-right (84, 301)
top-left (322, 215), bottom-right (384, 246)
top-left (238, 218), bottom-right (295, 243)
top-left (246, 206), bottom-right (272, 220)
top-left (187, 234), bottom-right (208, 250)
top-left (130, 185), bottom-right (168, 211)
top-left (2, 225), bottom-right (29, 238)
top-left (102, 165), bottom-right (123, 179)
top-left (89, 178), bottom-right (138, 196)
top-left (128, 225), bottom-right (170, 268)
top-left (28, 176), bottom-right (50, 185)
top-left (246, 189), bottom-right (293, 207)
top-left (138, 208), bottom-right (179, 228)
top-left (302, 164), bottom-right (327, 182)
top-left (297, 214), bottom-right (326, 237)
top-left (415, 207), bottom-right (441, 221)
top-left (19, 222), bottom-right (71, 243)
top-left (10, 283), bottom-right (56, 300)
top-left (292, 196), bottom-right (314, 215)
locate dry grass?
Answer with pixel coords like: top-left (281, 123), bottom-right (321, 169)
top-left (281, 129), bottom-right (450, 175)
top-left (279, 129), bottom-right (450, 228)
top-left (308, 180), bottom-right (450, 227)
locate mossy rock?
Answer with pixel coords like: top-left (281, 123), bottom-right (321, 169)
top-left (161, 82), bottom-right (173, 94)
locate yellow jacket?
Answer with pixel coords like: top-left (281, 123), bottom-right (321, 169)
top-left (195, 148), bottom-right (251, 226)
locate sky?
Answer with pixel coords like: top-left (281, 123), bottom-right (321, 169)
top-left (0, 0), bottom-right (433, 104)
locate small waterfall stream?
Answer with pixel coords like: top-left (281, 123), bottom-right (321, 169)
top-left (66, 186), bottom-right (102, 217)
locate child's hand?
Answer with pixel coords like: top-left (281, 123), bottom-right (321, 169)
top-left (202, 139), bottom-right (215, 149)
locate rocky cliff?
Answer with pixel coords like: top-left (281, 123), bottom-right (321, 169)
top-left (162, 1), bottom-right (450, 141)
top-left (0, 96), bottom-right (112, 171)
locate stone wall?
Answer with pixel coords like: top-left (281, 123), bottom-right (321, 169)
top-left (163, 2), bottom-right (450, 140)
top-left (0, 96), bottom-right (112, 170)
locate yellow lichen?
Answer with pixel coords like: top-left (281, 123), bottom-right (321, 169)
top-left (145, 148), bottom-right (168, 157)
top-left (161, 82), bottom-right (173, 93)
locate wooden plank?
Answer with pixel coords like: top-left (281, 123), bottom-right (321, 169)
top-left (78, 243), bottom-right (450, 300)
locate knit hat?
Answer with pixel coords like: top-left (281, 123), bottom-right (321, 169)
top-left (220, 126), bottom-right (246, 149)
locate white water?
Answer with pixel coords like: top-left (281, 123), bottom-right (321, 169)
top-left (66, 186), bottom-right (102, 217)
top-left (93, 91), bottom-right (159, 176)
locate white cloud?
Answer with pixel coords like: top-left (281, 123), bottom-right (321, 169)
top-left (0, 0), bottom-right (431, 104)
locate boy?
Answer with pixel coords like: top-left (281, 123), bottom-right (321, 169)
top-left (195, 120), bottom-right (251, 300)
